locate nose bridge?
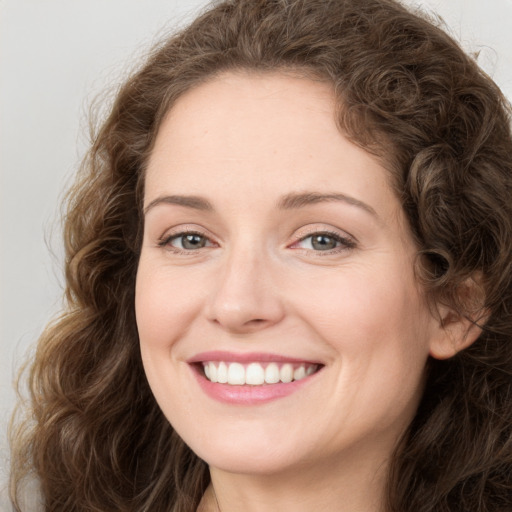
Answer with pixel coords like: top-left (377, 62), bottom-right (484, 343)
top-left (206, 236), bottom-right (284, 332)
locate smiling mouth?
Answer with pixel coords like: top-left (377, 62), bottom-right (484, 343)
top-left (201, 361), bottom-right (320, 386)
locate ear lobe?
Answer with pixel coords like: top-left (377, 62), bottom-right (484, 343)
top-left (428, 310), bottom-right (485, 360)
top-left (428, 275), bottom-right (488, 360)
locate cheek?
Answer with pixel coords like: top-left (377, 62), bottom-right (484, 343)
top-left (290, 263), bottom-right (432, 388)
top-left (294, 264), bottom-right (424, 335)
top-left (135, 260), bottom-right (205, 351)
top-left (134, 261), bottom-right (204, 418)
top-left (298, 272), bottom-right (430, 426)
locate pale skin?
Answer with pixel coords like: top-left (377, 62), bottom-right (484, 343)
top-left (135, 72), bottom-right (481, 511)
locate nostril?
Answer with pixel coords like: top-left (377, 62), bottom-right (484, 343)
top-left (246, 318), bottom-right (268, 327)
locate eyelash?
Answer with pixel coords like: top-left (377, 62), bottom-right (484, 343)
top-left (291, 230), bottom-right (356, 254)
top-left (158, 229), bottom-right (356, 255)
top-left (158, 230), bottom-right (215, 254)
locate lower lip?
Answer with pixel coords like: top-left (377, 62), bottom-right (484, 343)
top-left (192, 366), bottom-right (319, 405)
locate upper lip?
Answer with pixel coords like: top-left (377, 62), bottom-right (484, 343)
top-left (187, 350), bottom-right (323, 365)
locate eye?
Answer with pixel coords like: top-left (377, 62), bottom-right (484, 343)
top-left (160, 232), bottom-right (214, 251)
top-left (293, 231), bottom-right (355, 252)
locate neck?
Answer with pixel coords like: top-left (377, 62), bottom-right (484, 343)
top-left (201, 445), bottom-right (390, 512)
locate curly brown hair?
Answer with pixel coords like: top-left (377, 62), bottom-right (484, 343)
top-left (10, 0), bottom-right (512, 511)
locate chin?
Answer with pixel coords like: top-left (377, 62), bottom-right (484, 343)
top-left (179, 425), bottom-right (309, 476)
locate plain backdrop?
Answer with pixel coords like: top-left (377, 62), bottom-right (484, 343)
top-left (1, 0), bottom-right (512, 507)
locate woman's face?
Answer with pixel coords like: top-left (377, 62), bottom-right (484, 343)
top-left (136, 72), bottom-right (442, 476)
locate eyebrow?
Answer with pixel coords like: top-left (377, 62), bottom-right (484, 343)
top-left (277, 192), bottom-right (377, 217)
top-left (143, 191), bottom-right (377, 217)
top-left (144, 195), bottom-right (214, 215)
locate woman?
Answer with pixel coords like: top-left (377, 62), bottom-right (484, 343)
top-left (10, 0), bottom-right (512, 510)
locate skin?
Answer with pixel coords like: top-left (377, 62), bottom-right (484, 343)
top-left (135, 72), bottom-right (468, 511)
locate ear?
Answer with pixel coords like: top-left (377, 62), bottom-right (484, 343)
top-left (428, 275), bottom-right (488, 360)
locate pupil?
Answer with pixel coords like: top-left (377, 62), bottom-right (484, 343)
top-left (312, 235), bottom-right (336, 250)
top-left (182, 234), bottom-right (205, 249)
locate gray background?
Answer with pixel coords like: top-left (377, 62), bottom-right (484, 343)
top-left (2, 0), bottom-right (512, 507)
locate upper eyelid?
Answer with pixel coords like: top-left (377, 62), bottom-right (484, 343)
top-left (160, 229), bottom-right (206, 241)
top-left (158, 231), bottom-right (217, 254)
top-left (291, 224), bottom-right (357, 244)
top-left (295, 230), bottom-right (351, 241)
top-left (158, 225), bottom-right (216, 243)
top-left (290, 232), bottom-right (356, 250)
top-left (159, 233), bottom-right (216, 250)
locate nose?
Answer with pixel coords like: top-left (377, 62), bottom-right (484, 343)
top-left (205, 246), bottom-right (285, 334)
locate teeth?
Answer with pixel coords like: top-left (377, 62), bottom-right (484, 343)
top-left (280, 363), bottom-right (293, 383)
top-left (246, 363), bottom-right (265, 385)
top-left (306, 365), bottom-right (315, 376)
top-left (217, 361), bottom-right (228, 383)
top-left (227, 362), bottom-right (245, 385)
top-left (293, 365), bottom-right (306, 380)
top-left (203, 361), bottom-right (318, 385)
top-left (265, 362), bottom-right (280, 384)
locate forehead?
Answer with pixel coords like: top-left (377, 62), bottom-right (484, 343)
top-left (148, 71), bottom-right (337, 168)
top-left (144, 72), bottom-right (399, 221)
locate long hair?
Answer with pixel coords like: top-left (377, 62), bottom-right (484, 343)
top-left (10, 1), bottom-right (512, 510)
